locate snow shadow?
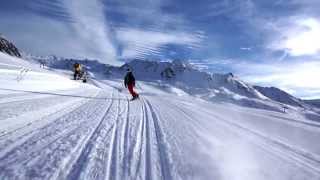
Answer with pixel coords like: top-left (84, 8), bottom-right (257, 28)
top-left (0, 88), bottom-right (128, 101)
top-left (207, 96), bottom-right (283, 113)
top-left (304, 113), bottom-right (320, 123)
top-left (268, 114), bottom-right (320, 128)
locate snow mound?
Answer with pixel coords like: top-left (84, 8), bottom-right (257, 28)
top-left (0, 52), bottom-right (94, 93)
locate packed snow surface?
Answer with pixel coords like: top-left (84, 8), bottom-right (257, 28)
top-left (0, 53), bottom-right (320, 180)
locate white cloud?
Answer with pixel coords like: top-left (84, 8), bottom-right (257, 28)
top-left (240, 47), bottom-right (252, 51)
top-left (0, 1), bottom-right (120, 64)
top-left (234, 60), bottom-right (320, 98)
top-left (2, 0), bottom-right (207, 62)
top-left (0, 14), bottom-right (89, 59)
top-left (116, 28), bottom-right (204, 59)
top-left (105, 0), bottom-right (208, 59)
top-left (63, 0), bottom-right (118, 64)
top-left (269, 17), bottom-right (320, 56)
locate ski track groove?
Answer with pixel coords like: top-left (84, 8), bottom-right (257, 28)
top-left (0, 90), bottom-right (100, 151)
top-left (61, 88), bottom-right (145, 180)
top-left (0, 88), bottom-right (98, 121)
top-left (0, 91), bottom-right (112, 179)
top-left (223, 104), bottom-right (320, 130)
top-left (169, 98), bottom-right (320, 176)
top-left (61, 91), bottom-right (116, 180)
top-left (142, 99), bottom-right (152, 180)
top-left (0, 91), bottom-right (97, 140)
top-left (65, 90), bottom-right (128, 180)
top-left (123, 99), bottom-right (140, 179)
top-left (0, 92), bottom-right (26, 99)
top-left (0, 88), bottom-right (89, 105)
top-left (120, 99), bottom-right (130, 179)
top-left (144, 99), bottom-right (172, 180)
top-left (106, 96), bottom-right (123, 180)
top-left (267, 114), bottom-right (320, 129)
top-left (203, 108), bottom-right (320, 175)
top-left (132, 100), bottom-right (145, 180)
top-left (0, 96), bottom-right (73, 120)
top-left (131, 97), bottom-right (173, 180)
top-left (0, 88), bottom-right (90, 106)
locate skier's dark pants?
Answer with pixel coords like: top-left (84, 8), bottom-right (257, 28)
top-left (127, 83), bottom-right (138, 97)
top-left (74, 71), bottom-right (81, 80)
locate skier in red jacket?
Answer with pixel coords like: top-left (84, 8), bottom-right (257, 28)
top-left (124, 69), bottom-right (139, 100)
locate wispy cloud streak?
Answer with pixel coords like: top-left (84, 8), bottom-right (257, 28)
top-left (63, 0), bottom-right (118, 64)
top-left (116, 28), bottom-right (204, 59)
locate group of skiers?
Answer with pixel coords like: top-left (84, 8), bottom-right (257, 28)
top-left (73, 63), bottom-right (87, 83)
top-left (73, 63), bottom-right (139, 100)
top-left (73, 63), bottom-right (82, 80)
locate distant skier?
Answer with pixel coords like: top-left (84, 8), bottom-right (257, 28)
top-left (73, 63), bottom-right (82, 80)
top-left (39, 60), bottom-right (46, 68)
top-left (124, 69), bottom-right (139, 100)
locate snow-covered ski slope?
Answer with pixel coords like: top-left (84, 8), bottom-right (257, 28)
top-left (0, 53), bottom-right (320, 180)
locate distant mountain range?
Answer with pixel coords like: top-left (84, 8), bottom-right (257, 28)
top-left (27, 55), bottom-right (316, 112)
top-left (1, 34), bottom-right (318, 112)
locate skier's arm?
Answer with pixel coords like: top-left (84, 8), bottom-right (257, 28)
top-left (132, 75), bottom-right (135, 87)
top-left (124, 75), bottom-right (128, 88)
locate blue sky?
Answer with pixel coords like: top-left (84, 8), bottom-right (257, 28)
top-left (0, 0), bottom-right (320, 99)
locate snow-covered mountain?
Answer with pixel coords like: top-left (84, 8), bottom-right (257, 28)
top-left (304, 99), bottom-right (320, 108)
top-left (28, 56), bottom-right (320, 113)
top-left (121, 59), bottom-right (264, 100)
top-left (253, 86), bottom-right (306, 107)
top-left (33, 57), bottom-right (266, 99)
top-left (0, 35), bottom-right (21, 58)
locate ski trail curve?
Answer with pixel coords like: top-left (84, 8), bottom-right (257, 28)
top-left (130, 97), bottom-right (173, 180)
top-left (144, 99), bottom-right (172, 180)
top-left (60, 91), bottom-right (116, 180)
top-left (0, 91), bottom-right (113, 179)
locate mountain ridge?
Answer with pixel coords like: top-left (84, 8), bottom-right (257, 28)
top-left (0, 35), bottom-right (21, 58)
top-left (27, 55), bottom-right (317, 112)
